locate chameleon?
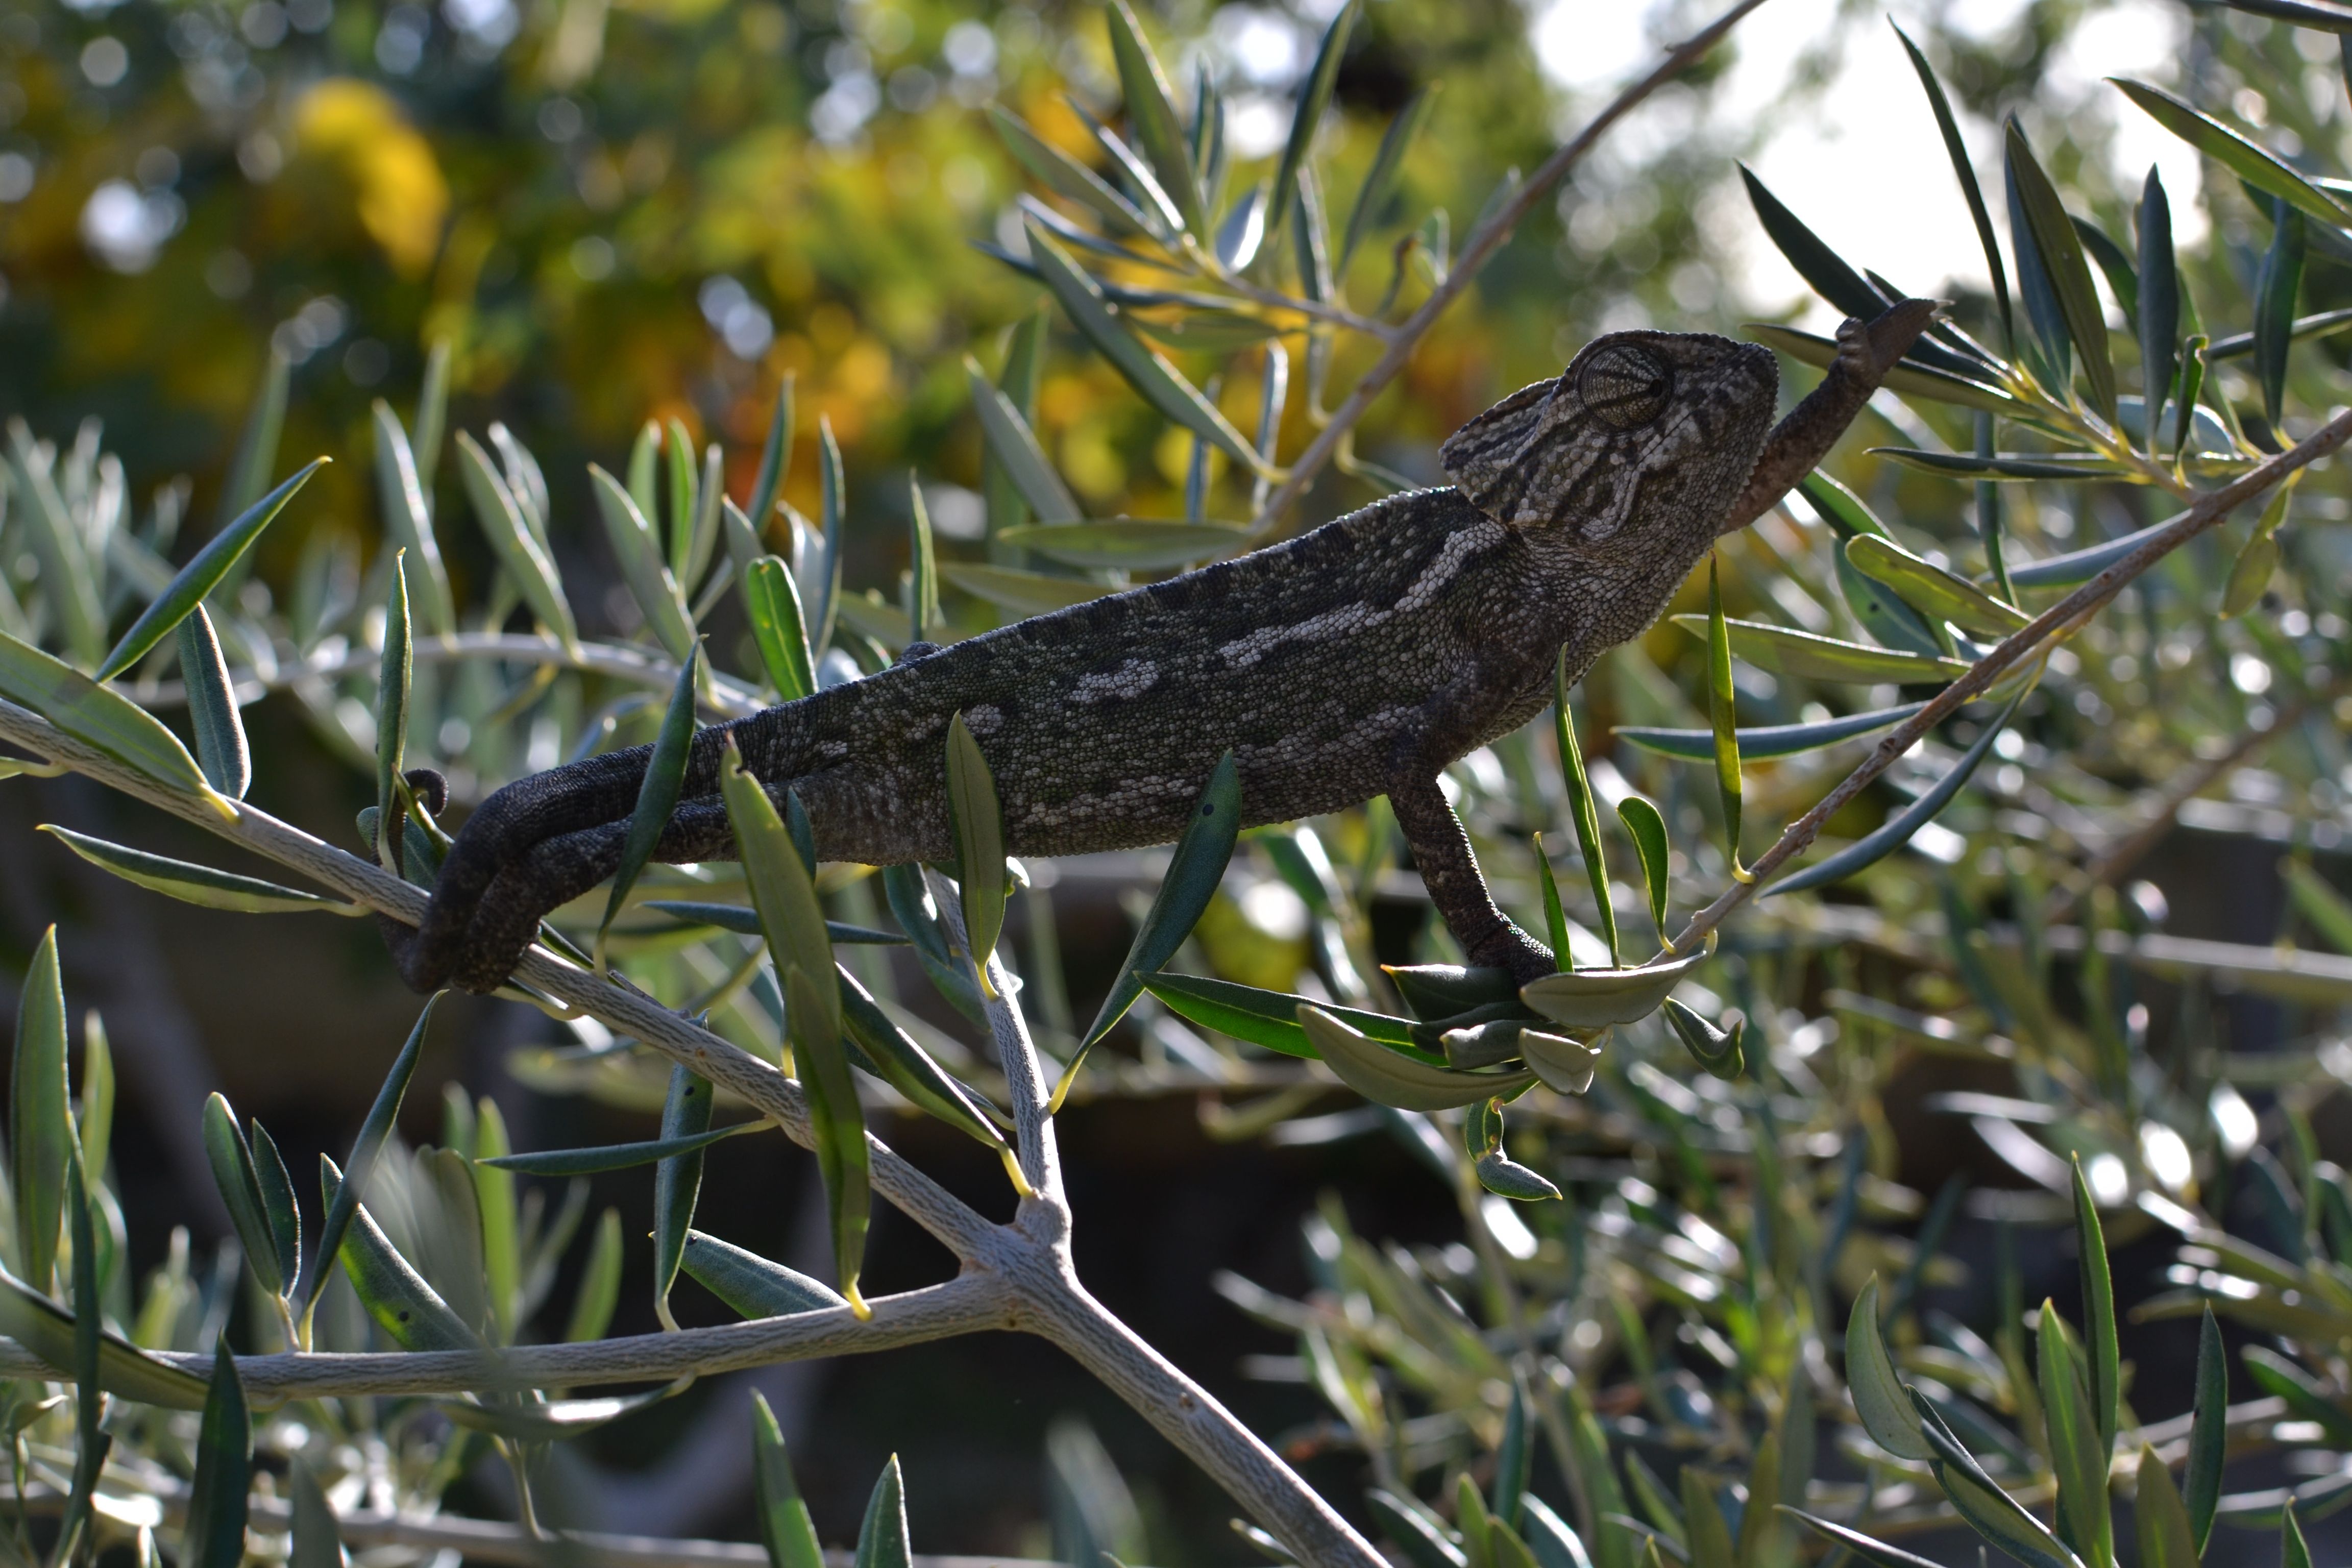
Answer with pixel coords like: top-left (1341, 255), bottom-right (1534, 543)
top-left (386, 300), bottom-right (1934, 997)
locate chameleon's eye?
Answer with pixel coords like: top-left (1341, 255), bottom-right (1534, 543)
top-left (1577, 343), bottom-right (1673, 430)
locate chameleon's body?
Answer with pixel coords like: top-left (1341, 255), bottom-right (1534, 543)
top-left (394, 308), bottom-right (1929, 996)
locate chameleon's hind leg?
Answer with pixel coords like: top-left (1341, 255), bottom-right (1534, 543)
top-left (445, 796), bottom-right (739, 994)
top-left (1386, 772), bottom-right (1554, 985)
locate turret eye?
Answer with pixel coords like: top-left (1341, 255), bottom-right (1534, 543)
top-left (1577, 344), bottom-right (1673, 430)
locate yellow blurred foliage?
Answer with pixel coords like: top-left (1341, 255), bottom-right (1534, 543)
top-left (291, 80), bottom-right (450, 277)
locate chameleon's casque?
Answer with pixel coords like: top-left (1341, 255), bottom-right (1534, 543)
top-left (392, 329), bottom-right (1782, 995)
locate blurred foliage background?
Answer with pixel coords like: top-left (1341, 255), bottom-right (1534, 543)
top-left (14, 0), bottom-right (2352, 1561)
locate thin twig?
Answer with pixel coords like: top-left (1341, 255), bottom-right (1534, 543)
top-left (1245, 0), bottom-right (1774, 535)
top-left (1669, 407), bottom-right (2352, 955)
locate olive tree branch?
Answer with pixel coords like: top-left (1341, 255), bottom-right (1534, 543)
top-left (1671, 406), bottom-right (2352, 956)
top-left (1245, 0), bottom-right (1774, 536)
top-left (0, 703), bottom-right (1384, 1568)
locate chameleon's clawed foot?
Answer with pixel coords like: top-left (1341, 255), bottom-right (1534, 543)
top-left (1468, 924), bottom-right (1561, 989)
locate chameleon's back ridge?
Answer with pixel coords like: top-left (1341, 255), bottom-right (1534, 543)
top-left (390, 326), bottom-right (1802, 995)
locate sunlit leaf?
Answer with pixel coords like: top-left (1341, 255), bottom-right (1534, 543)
top-left (1521, 952), bottom-right (1705, 1030)
top-left (753, 1391), bottom-right (826, 1568)
top-left (1670, 616), bottom-right (1970, 683)
top-left (1141, 972), bottom-right (1430, 1062)
top-left (944, 711), bottom-right (1009, 995)
top-left (12, 926), bottom-right (69, 1295)
top-left (1845, 1275), bottom-right (1933, 1460)
top-left (591, 464), bottom-right (698, 663)
top-left (1705, 555), bottom-right (1744, 870)
top-left (374, 552), bottom-right (411, 870)
top-left (1662, 998), bottom-right (1743, 1080)
top-left (1615, 796), bottom-right (1671, 947)
top-left (1845, 534), bottom-right (2029, 637)
top-left (99, 460), bottom-right (326, 681)
top-left (1300, 1006), bottom-right (1532, 1113)
top-left (1555, 658), bottom-right (1620, 966)
top-left (457, 431), bottom-right (580, 653)
top-left (1266, 0), bottom-right (1357, 257)
top-left (2112, 78), bottom-right (2352, 232)
top-left (1746, 323), bottom-right (2016, 413)
top-left (371, 403), bottom-right (454, 637)
top-left (1340, 86), bottom-right (1437, 274)
top-left (1894, 23), bottom-right (2011, 347)
top-left (995, 520), bottom-right (1246, 569)
top-left (598, 646), bottom-right (700, 968)
top-left (855, 1455), bottom-right (912, 1568)
top-left (0, 627), bottom-right (214, 801)
top-left (681, 1230), bottom-right (848, 1319)
top-left (484, 1122), bottom-right (757, 1176)
top-left (939, 562), bottom-right (1112, 614)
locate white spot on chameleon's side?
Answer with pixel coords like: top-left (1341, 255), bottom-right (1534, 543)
top-left (1394, 520), bottom-right (1504, 612)
top-left (1070, 658), bottom-right (1159, 704)
top-left (964, 704), bottom-right (1004, 734)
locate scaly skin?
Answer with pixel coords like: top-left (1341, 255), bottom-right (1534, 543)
top-left (390, 308), bottom-right (1928, 995)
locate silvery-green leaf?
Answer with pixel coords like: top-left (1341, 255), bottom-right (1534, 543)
top-left (5, 427), bottom-right (107, 666)
top-left (745, 557), bottom-right (817, 701)
top-left (651, 1065), bottom-right (716, 1326)
top-left (1103, 0), bottom-right (1208, 241)
top-left (1845, 535), bottom-right (2028, 637)
top-left (321, 1156), bottom-right (483, 1351)
top-left (0, 628), bottom-right (214, 801)
top-left (680, 1230), bottom-right (847, 1319)
top-left (1023, 218), bottom-right (1269, 475)
top-left (0, 1264), bottom-right (207, 1407)
top-left (1670, 615), bottom-right (1970, 683)
top-left (413, 339), bottom-right (452, 494)
top-left (754, 1391), bottom-right (826, 1568)
top-left (1615, 795), bottom-right (1671, 946)
top-left (371, 403), bottom-right (455, 636)
top-left (1554, 663), bottom-right (1620, 966)
top-left (487, 423), bottom-right (552, 554)
top-left (435, 1378), bottom-right (692, 1440)
top-left (906, 477), bottom-right (938, 641)
top-left (182, 1342), bottom-right (252, 1568)
top-left (1300, 1006), bottom-right (1533, 1111)
top-left (590, 464), bottom-right (698, 662)
top-left (855, 1456), bottom-right (912, 1568)
top-left (1845, 1276), bottom-right (1933, 1459)
top-left (456, 431), bottom-right (579, 653)
top-left (2006, 120), bottom-right (2115, 417)
top-left (485, 1122), bottom-right (755, 1176)
top-left (374, 553), bottom-right (411, 869)
top-left (944, 712), bottom-right (1009, 991)
top-left (1662, 998), bottom-right (1743, 1080)
top-left (12, 926), bottom-right (69, 1295)
top-left (598, 646), bottom-right (700, 965)
top-left (1521, 952), bottom-right (1705, 1029)
top-left (298, 995), bottom-right (436, 1327)
top-left (99, 459), bottom-right (327, 680)
top-left (176, 605), bottom-right (250, 799)
top-left (996, 520), bottom-right (1246, 569)
top-left (989, 106), bottom-right (1155, 237)
top-left (1141, 973), bottom-right (1428, 1062)
top-left (940, 562), bottom-right (1111, 615)
top-left (1340, 85), bottom-right (1436, 274)
top-left (1893, 25), bottom-right (2011, 347)
top-left (1615, 702), bottom-right (1927, 762)
top-left (747, 375), bottom-right (796, 541)
top-left (2114, 78), bottom-right (2352, 231)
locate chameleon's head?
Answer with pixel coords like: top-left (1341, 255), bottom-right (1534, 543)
top-left (1439, 330), bottom-right (1777, 555)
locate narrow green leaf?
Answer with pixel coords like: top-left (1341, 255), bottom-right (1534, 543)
top-left (747, 376), bottom-right (797, 544)
top-left (2242, 1347), bottom-right (2352, 1447)
top-left (1066, 753), bottom-right (1241, 1098)
top-left (1266, 0), bottom-right (1358, 257)
top-left (2004, 120), bottom-right (2115, 418)
top-left (598, 646), bottom-right (700, 966)
top-left (486, 1123), bottom-right (756, 1177)
top-left (905, 478), bottom-right (939, 641)
top-left (221, 342), bottom-right (289, 532)
top-left (666, 419), bottom-right (700, 584)
top-left (0, 1266), bottom-right (206, 1406)
top-left (289, 1460), bottom-right (345, 1568)
top-left (98, 459), bottom-right (326, 681)
top-left (1104, 1), bottom-right (1207, 241)
top-left (374, 553), bottom-right (411, 871)
top-left (939, 562), bottom-right (1112, 615)
top-left (989, 107), bottom-right (1155, 238)
top-left (1736, 1433), bottom-right (1782, 1568)
top-left (1915, 1396), bottom-right (2085, 1568)
top-left (1369, 1489), bottom-right (1471, 1568)
top-left (1141, 972), bottom-right (1428, 1061)
top-left (2038, 1306), bottom-right (2112, 1568)
top-left (994, 520), bottom-right (1246, 570)
top-left (371, 403), bottom-right (455, 637)
top-left (1796, 474), bottom-right (1948, 656)
top-left (1739, 166), bottom-right (1882, 322)
top-left (56, 1145), bottom-right (105, 1568)
top-left (562, 1209), bottom-right (623, 1344)
top-left (1616, 702), bottom-right (1928, 762)
top-left (77, 1014), bottom-right (111, 1190)
top-left (2136, 1446), bottom-right (2196, 1568)
top-left (1614, 796), bottom-right (1671, 948)
top-left (1339, 85), bottom-right (1436, 274)
top-left (298, 995), bottom-right (437, 1326)
top-left (943, 712), bottom-right (1010, 997)
top-left (2186, 1306), bottom-right (2226, 1550)
top-left (1533, 835), bottom-right (1572, 974)
top-left (745, 557), bottom-right (818, 702)
top-left (175, 605), bottom-right (250, 800)
top-left (1298, 1006), bottom-right (1532, 1111)
top-left (1705, 555), bottom-right (1743, 871)
top-left (590, 464), bottom-right (698, 663)
top-left (2138, 169), bottom-right (2178, 458)
top-left (2223, 473), bottom-right (2293, 617)
top-left (1844, 535), bottom-right (2030, 638)
top-left (788, 964), bottom-right (871, 1316)
top-left (2285, 1500), bottom-right (2312, 1568)
top-left (681, 1230), bottom-right (848, 1318)
top-left (837, 971), bottom-right (1023, 1191)
top-left (1662, 998), bottom-right (1744, 1080)
top-left (2112, 79), bottom-right (2352, 231)
top-left (810, 419), bottom-right (847, 657)
top-left (1494, 1378), bottom-right (1531, 1528)
top-left (1745, 323), bottom-right (2017, 414)
top-left (1894, 23), bottom-right (2011, 348)
top-left (754, 1391), bottom-right (827, 1568)
top-left (2256, 200), bottom-right (2308, 428)
top-left (627, 419), bottom-right (660, 522)
top-left (1520, 951), bottom-right (1707, 1030)
top-left (1845, 1276), bottom-right (1934, 1460)
top-left (855, 1455), bottom-right (912, 1568)
top-left (412, 338), bottom-right (451, 492)
top-left (983, 313), bottom-right (1050, 545)
top-left (456, 431), bottom-right (580, 653)
top-left (651, 1065), bottom-right (716, 1328)
top-left (0, 628), bottom-right (214, 801)
top-left (204, 1094), bottom-right (284, 1296)
top-left (1554, 657), bottom-right (1620, 966)
top-left (181, 1341), bottom-right (252, 1568)
top-left (321, 1157), bottom-right (482, 1350)
top-left (4, 432), bottom-right (105, 667)
top-left (13, 927), bottom-right (70, 1295)
top-left (640, 901), bottom-right (902, 945)
top-left (1022, 218), bottom-right (1267, 474)
top-left (1765, 689), bottom-right (2025, 897)
top-left (39, 825), bottom-right (348, 915)
top-left (434, 1380), bottom-right (691, 1441)
top-left (2072, 215), bottom-right (2139, 328)
top-left (1779, 1510), bottom-right (1945, 1568)
top-left (2071, 1156), bottom-right (2120, 1447)
top-left (1671, 615), bottom-right (1970, 683)
top-left (250, 1121), bottom-right (301, 1298)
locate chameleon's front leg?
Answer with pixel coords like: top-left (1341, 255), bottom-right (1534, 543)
top-left (1386, 772), bottom-right (1556, 986)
